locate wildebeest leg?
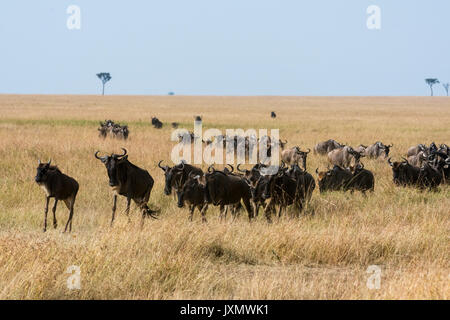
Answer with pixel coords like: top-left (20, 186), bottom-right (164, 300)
top-left (200, 204), bottom-right (208, 223)
top-left (111, 194), bottom-right (117, 226)
top-left (63, 197), bottom-right (75, 232)
top-left (219, 204), bottom-right (225, 221)
top-left (264, 200), bottom-right (273, 223)
top-left (52, 199), bottom-right (58, 229)
top-left (43, 196), bottom-right (50, 232)
top-left (189, 205), bottom-right (195, 221)
top-left (253, 202), bottom-right (260, 217)
top-left (242, 198), bottom-right (253, 221)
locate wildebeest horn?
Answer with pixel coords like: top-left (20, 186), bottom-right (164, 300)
top-left (208, 165), bottom-right (215, 173)
top-left (387, 158), bottom-right (393, 167)
top-left (283, 139), bottom-right (287, 144)
top-left (116, 148), bottom-right (127, 158)
top-left (315, 168), bottom-right (319, 174)
top-left (47, 159), bottom-right (51, 165)
top-left (226, 164), bottom-right (234, 173)
top-left (158, 160), bottom-right (168, 171)
top-left (305, 148), bottom-right (311, 154)
top-left (237, 163), bottom-right (246, 173)
top-left (94, 151), bottom-right (108, 162)
top-left (401, 157), bottom-right (409, 164)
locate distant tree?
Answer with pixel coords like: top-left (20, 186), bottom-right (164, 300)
top-left (168, 92), bottom-right (175, 96)
top-left (96, 73), bottom-right (112, 96)
top-left (425, 78), bottom-right (439, 96)
top-left (442, 83), bottom-right (449, 96)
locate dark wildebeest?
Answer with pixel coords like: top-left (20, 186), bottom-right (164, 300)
top-left (158, 160), bottom-right (203, 196)
top-left (171, 122), bottom-right (179, 129)
top-left (271, 111), bottom-right (276, 118)
top-left (417, 161), bottom-right (442, 190)
top-left (238, 163), bottom-right (270, 218)
top-left (95, 148), bottom-right (157, 225)
top-left (364, 142), bottom-right (393, 159)
top-left (151, 116), bottom-right (163, 129)
top-left (316, 165), bottom-right (353, 193)
top-left (35, 160), bottom-right (79, 232)
top-left (195, 115), bottom-right (202, 122)
top-left (387, 158), bottom-right (420, 187)
top-left (286, 164), bottom-right (315, 205)
top-left (328, 146), bottom-right (364, 168)
top-left (281, 147), bottom-right (310, 170)
top-left (314, 139), bottom-right (344, 155)
top-left (203, 165), bottom-right (254, 221)
top-left (428, 152), bottom-right (450, 183)
top-left (261, 165), bottom-right (298, 222)
top-left (346, 163), bottom-right (375, 194)
top-left (176, 173), bottom-right (208, 222)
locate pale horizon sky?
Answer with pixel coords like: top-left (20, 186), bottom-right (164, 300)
top-left (1, 1), bottom-right (449, 96)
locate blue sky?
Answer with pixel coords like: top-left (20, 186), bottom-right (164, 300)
top-left (0, 0), bottom-right (448, 96)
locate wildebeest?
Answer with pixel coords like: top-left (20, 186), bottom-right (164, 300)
top-left (261, 165), bottom-right (298, 222)
top-left (407, 144), bottom-right (427, 157)
top-left (35, 160), bottom-right (79, 232)
top-left (328, 146), bottom-right (364, 168)
top-left (95, 148), bottom-right (157, 225)
top-left (407, 151), bottom-right (428, 167)
top-left (171, 122), bottom-right (179, 129)
top-left (355, 144), bottom-right (368, 154)
top-left (158, 160), bottom-right (203, 196)
top-left (151, 116), bottom-right (163, 129)
top-left (286, 164), bottom-right (316, 205)
top-left (203, 165), bottom-right (254, 221)
top-left (271, 111), bottom-right (276, 118)
top-left (364, 142), bottom-right (393, 159)
top-left (176, 173), bottom-right (208, 222)
top-left (316, 165), bottom-right (353, 193)
top-left (98, 120), bottom-right (129, 140)
top-left (195, 115), bottom-right (202, 122)
top-left (346, 163), bottom-right (375, 194)
top-left (314, 139), bottom-right (344, 155)
top-left (417, 161), bottom-right (442, 190)
top-left (387, 158), bottom-right (420, 187)
top-left (281, 147), bottom-right (310, 170)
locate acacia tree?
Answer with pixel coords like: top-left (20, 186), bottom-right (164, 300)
top-left (96, 73), bottom-right (112, 96)
top-left (442, 83), bottom-right (449, 96)
top-left (425, 78), bottom-right (439, 96)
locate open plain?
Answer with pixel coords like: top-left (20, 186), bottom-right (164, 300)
top-left (0, 95), bottom-right (448, 299)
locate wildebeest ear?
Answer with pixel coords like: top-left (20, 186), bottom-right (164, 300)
top-left (118, 155), bottom-right (128, 162)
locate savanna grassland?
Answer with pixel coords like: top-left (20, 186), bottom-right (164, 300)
top-left (0, 94), bottom-right (448, 299)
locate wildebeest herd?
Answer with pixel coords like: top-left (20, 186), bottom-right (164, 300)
top-left (98, 120), bottom-right (129, 140)
top-left (35, 117), bottom-right (449, 232)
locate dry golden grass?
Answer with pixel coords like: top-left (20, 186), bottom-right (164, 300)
top-left (0, 94), bottom-right (448, 300)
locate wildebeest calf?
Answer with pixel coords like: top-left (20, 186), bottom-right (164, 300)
top-left (35, 160), bottom-right (79, 232)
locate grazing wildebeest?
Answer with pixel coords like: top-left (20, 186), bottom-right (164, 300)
top-left (314, 139), bottom-right (344, 155)
top-left (158, 160), bottom-right (203, 196)
top-left (95, 148), bottom-right (157, 225)
top-left (271, 111), bottom-right (276, 118)
top-left (328, 146), bottom-right (364, 168)
top-left (176, 173), bottom-right (208, 222)
top-left (281, 147), bottom-right (310, 170)
top-left (151, 116), bottom-right (163, 129)
top-left (35, 160), bottom-right (79, 232)
top-left (98, 120), bottom-right (129, 140)
top-left (346, 163), bottom-right (375, 194)
top-left (407, 144), bottom-right (427, 157)
top-left (364, 142), bottom-right (393, 159)
top-left (203, 165), bottom-right (254, 221)
top-left (316, 165), bottom-right (353, 193)
top-left (387, 158), bottom-right (420, 187)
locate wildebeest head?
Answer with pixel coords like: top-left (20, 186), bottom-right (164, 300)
top-left (35, 159), bottom-right (53, 183)
top-left (380, 143), bottom-right (393, 158)
top-left (295, 147), bottom-right (311, 170)
top-left (271, 111), bottom-right (276, 118)
top-left (158, 160), bottom-right (186, 195)
top-left (95, 148), bottom-right (128, 187)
